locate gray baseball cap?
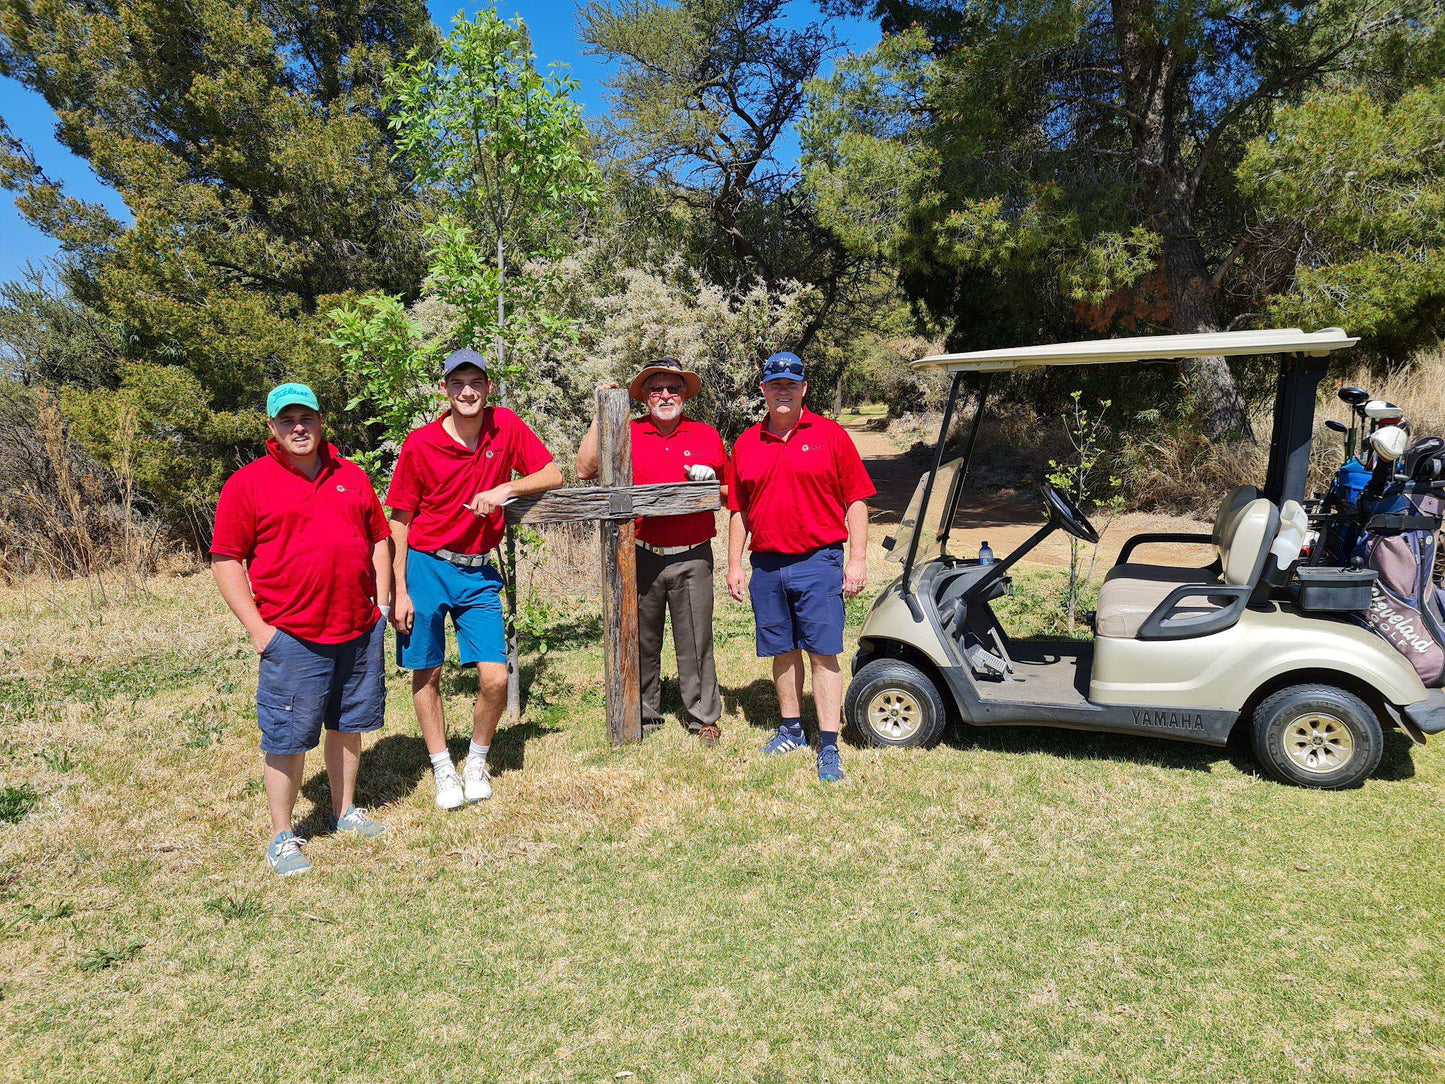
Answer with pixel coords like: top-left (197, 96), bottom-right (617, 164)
top-left (442, 348), bottom-right (489, 378)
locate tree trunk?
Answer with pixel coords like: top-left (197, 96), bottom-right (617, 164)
top-left (1112, 2), bottom-right (1254, 442)
top-left (496, 231), bottom-right (522, 726)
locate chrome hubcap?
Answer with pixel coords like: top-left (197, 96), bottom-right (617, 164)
top-left (867, 689), bottom-right (922, 741)
top-left (1283, 712), bottom-right (1355, 774)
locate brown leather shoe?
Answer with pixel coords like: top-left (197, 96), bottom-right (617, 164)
top-left (696, 724), bottom-right (721, 748)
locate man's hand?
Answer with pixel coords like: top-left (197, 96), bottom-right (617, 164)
top-left (683, 464), bottom-right (717, 482)
top-left (464, 483), bottom-right (513, 516)
top-left (391, 593), bottom-right (415, 633)
top-left (249, 623), bottom-right (278, 655)
top-left (727, 563), bottom-right (748, 603)
top-left (843, 557), bottom-right (867, 600)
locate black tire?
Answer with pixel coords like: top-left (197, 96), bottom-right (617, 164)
top-left (1250, 684), bottom-right (1383, 789)
top-left (845, 658), bottom-right (949, 749)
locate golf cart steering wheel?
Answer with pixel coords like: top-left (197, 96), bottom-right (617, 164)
top-left (1041, 484), bottom-right (1100, 544)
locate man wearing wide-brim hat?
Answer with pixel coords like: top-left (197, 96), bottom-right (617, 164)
top-left (578, 358), bottom-right (727, 745)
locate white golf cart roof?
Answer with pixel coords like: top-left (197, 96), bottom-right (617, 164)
top-left (913, 327), bottom-right (1358, 373)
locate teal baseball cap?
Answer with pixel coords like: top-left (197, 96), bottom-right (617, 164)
top-left (266, 383), bottom-right (321, 418)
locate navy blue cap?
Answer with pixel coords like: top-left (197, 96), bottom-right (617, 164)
top-left (762, 351), bottom-right (805, 383)
top-left (442, 348), bottom-right (489, 378)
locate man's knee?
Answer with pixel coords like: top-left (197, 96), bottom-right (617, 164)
top-left (411, 666), bottom-right (442, 694)
top-left (476, 663), bottom-right (509, 699)
top-left (807, 652), bottom-right (841, 673)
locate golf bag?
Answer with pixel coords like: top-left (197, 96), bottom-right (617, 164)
top-left (1345, 494), bottom-right (1445, 687)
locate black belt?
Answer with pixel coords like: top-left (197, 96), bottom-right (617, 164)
top-left (426, 548), bottom-right (493, 569)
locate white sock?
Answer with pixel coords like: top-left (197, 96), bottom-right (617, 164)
top-left (429, 750), bottom-right (452, 777)
top-left (467, 740), bottom-right (490, 767)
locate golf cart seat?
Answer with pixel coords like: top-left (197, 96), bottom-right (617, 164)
top-left (1105, 485), bottom-right (1260, 586)
top-left (1095, 496), bottom-right (1281, 639)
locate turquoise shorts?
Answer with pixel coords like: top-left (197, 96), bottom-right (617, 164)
top-left (397, 549), bottom-right (506, 670)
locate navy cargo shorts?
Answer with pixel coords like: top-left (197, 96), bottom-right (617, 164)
top-left (748, 543), bottom-right (846, 657)
top-left (255, 617), bottom-right (387, 755)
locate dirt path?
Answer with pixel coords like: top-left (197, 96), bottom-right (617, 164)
top-left (842, 415), bottom-right (1210, 571)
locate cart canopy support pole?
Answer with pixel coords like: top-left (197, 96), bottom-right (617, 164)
top-left (1263, 356), bottom-right (1330, 506)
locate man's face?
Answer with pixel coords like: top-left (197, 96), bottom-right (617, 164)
top-left (442, 366), bottom-right (490, 417)
top-left (761, 377), bottom-right (805, 418)
top-left (267, 405), bottom-right (322, 458)
top-left (643, 374), bottom-right (688, 424)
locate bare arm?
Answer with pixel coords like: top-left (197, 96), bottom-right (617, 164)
top-left (389, 512), bottom-right (413, 632)
top-left (465, 462), bottom-right (565, 515)
top-left (371, 535), bottom-right (393, 615)
top-left (575, 414), bottom-right (600, 481)
top-left (727, 509), bottom-right (749, 602)
top-left (211, 556), bottom-right (274, 654)
top-left (843, 500), bottom-right (869, 599)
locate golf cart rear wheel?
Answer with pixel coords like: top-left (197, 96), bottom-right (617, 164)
top-left (846, 659), bottom-right (947, 749)
top-left (1250, 684), bottom-right (1383, 789)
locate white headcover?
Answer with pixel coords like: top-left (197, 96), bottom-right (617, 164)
top-left (1369, 425), bottom-right (1409, 463)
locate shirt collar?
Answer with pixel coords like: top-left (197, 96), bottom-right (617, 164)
top-left (760, 407), bottom-right (812, 442)
top-left (639, 414), bottom-right (690, 439)
top-left (266, 437), bottom-right (337, 479)
top-left (430, 408), bottom-right (495, 453)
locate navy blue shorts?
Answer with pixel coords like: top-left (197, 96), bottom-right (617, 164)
top-left (748, 544), bottom-right (846, 657)
top-left (256, 618), bottom-right (387, 755)
top-left (397, 549), bottom-right (507, 670)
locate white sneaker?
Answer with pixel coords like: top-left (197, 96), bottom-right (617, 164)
top-left (462, 757), bottom-right (493, 803)
top-left (434, 763), bottom-right (465, 811)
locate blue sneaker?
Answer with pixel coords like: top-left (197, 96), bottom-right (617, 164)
top-left (762, 727), bottom-right (807, 756)
top-left (265, 830), bottom-right (312, 877)
top-left (816, 745), bottom-right (844, 783)
top-left (334, 804), bottom-right (388, 839)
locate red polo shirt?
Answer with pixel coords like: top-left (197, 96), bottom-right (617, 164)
top-left (386, 407), bottom-right (553, 555)
top-left (631, 416), bottom-right (727, 547)
top-left (726, 409), bottom-right (875, 554)
top-left (210, 441), bottom-right (390, 643)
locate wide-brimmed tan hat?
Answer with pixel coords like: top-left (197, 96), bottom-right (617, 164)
top-left (628, 357), bottom-right (702, 402)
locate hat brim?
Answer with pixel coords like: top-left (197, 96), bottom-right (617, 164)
top-left (629, 366), bottom-right (702, 402)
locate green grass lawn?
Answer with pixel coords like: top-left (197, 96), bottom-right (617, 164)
top-left (1, 566), bottom-right (1443, 1083)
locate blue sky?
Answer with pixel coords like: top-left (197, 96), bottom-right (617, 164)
top-left (0, 0), bottom-right (877, 284)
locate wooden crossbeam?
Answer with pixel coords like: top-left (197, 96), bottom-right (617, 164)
top-left (503, 481), bottom-right (721, 526)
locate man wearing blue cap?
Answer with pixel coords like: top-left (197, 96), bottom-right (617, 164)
top-left (212, 383), bottom-right (394, 876)
top-left (726, 352), bottom-right (875, 782)
top-left (386, 348), bottom-right (562, 810)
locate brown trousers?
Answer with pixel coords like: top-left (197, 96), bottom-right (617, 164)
top-left (636, 543), bottom-right (722, 729)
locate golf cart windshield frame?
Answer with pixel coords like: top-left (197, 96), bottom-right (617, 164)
top-left (898, 333), bottom-right (1347, 585)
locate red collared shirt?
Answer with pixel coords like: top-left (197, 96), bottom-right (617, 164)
top-left (386, 407), bottom-right (553, 555)
top-left (726, 408), bottom-right (876, 554)
top-left (210, 440), bottom-right (390, 643)
top-left (630, 416), bottom-right (727, 547)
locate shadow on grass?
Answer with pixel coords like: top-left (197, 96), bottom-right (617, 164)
top-left (721, 678), bottom-right (813, 732)
top-left (938, 716), bottom-right (1419, 784)
top-left (296, 717), bottom-right (561, 836)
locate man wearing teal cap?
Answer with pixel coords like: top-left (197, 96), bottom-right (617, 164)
top-left (211, 383), bottom-right (395, 876)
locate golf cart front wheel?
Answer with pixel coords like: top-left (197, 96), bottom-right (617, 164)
top-left (1250, 684), bottom-right (1383, 789)
top-left (846, 659), bottom-right (948, 749)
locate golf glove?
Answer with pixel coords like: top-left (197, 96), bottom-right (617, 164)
top-left (684, 464), bottom-right (717, 482)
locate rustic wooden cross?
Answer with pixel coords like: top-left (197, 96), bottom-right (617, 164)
top-left (503, 388), bottom-right (722, 743)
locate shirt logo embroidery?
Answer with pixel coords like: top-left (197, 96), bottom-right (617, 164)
top-left (683, 450), bottom-right (691, 457)
top-left (335, 484), bottom-right (347, 492)
top-left (485, 450), bottom-right (495, 459)
top-left (801, 444), bottom-right (810, 452)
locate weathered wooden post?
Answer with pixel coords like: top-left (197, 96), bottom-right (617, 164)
top-left (595, 388), bottom-right (641, 743)
top-left (501, 391), bottom-right (720, 744)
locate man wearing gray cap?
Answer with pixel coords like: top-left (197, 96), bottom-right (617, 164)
top-left (386, 349), bottom-right (563, 810)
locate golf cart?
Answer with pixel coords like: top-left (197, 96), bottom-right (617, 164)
top-left (844, 327), bottom-right (1445, 788)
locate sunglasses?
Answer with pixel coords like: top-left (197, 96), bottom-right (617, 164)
top-left (763, 357), bottom-right (804, 378)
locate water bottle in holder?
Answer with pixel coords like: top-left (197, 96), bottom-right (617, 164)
top-left (978, 541), bottom-right (995, 566)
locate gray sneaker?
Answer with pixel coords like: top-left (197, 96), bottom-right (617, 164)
top-left (266, 830), bottom-right (312, 877)
top-left (334, 804), bottom-right (388, 839)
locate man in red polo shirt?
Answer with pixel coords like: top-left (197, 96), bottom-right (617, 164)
top-left (727, 352), bottom-right (875, 783)
top-left (211, 383), bottom-right (394, 877)
top-left (387, 349), bottom-right (563, 811)
top-left (576, 359), bottom-right (728, 744)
